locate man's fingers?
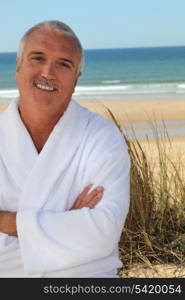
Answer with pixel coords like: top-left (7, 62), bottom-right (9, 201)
top-left (70, 184), bottom-right (93, 209)
top-left (86, 192), bottom-right (104, 208)
top-left (72, 184), bottom-right (93, 209)
top-left (70, 185), bottom-right (104, 210)
top-left (81, 187), bottom-right (104, 208)
top-left (77, 184), bottom-right (93, 199)
top-left (86, 186), bottom-right (104, 203)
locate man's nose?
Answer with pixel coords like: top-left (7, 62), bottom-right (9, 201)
top-left (41, 62), bottom-right (56, 79)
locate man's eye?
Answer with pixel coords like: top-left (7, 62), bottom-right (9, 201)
top-left (58, 61), bottom-right (71, 68)
top-left (31, 56), bottom-right (44, 62)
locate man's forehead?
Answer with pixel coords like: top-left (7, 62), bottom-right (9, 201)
top-left (24, 29), bottom-right (80, 56)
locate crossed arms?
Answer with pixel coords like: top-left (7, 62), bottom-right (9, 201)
top-left (0, 184), bottom-right (104, 237)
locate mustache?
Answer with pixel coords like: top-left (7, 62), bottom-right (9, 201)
top-left (33, 77), bottom-right (58, 90)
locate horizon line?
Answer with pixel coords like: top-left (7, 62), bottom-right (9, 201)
top-left (1, 44), bottom-right (185, 54)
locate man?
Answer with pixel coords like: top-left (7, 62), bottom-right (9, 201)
top-left (0, 21), bottom-right (130, 277)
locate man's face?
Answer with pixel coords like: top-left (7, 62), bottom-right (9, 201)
top-left (15, 28), bottom-right (81, 114)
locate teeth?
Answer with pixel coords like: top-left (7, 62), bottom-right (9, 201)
top-left (36, 84), bottom-right (55, 91)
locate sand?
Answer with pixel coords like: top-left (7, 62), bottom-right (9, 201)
top-left (78, 99), bottom-right (185, 165)
top-left (1, 98), bottom-right (185, 122)
top-left (119, 263), bottom-right (185, 278)
top-left (0, 103), bottom-right (9, 112)
top-left (78, 98), bottom-right (185, 123)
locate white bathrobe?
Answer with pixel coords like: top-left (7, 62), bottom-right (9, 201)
top-left (0, 99), bottom-right (130, 277)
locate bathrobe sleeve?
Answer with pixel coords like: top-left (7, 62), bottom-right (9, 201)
top-left (16, 123), bottom-right (130, 275)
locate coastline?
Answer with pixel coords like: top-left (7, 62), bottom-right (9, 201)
top-left (79, 98), bottom-right (185, 140)
top-left (79, 99), bottom-right (185, 167)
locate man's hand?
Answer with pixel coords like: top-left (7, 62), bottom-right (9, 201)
top-left (0, 211), bottom-right (17, 236)
top-left (0, 185), bottom-right (104, 237)
top-left (70, 184), bottom-right (104, 210)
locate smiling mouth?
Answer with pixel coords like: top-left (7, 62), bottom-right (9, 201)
top-left (34, 83), bottom-right (58, 92)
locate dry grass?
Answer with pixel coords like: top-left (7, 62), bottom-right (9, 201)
top-left (105, 107), bottom-right (185, 277)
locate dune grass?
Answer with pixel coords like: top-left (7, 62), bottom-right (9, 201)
top-left (105, 107), bottom-right (185, 274)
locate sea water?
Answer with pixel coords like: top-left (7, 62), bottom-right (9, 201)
top-left (0, 46), bottom-right (185, 103)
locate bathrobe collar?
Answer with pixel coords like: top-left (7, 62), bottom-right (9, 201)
top-left (0, 99), bottom-right (89, 201)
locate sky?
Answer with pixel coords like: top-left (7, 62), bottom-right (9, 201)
top-left (1, 0), bottom-right (185, 52)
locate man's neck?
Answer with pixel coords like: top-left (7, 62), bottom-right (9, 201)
top-left (18, 105), bottom-right (64, 153)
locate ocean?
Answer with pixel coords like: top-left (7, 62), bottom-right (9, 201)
top-left (0, 46), bottom-right (185, 103)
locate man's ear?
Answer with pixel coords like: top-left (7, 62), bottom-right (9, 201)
top-left (73, 72), bottom-right (82, 93)
top-left (77, 71), bottom-right (82, 79)
top-left (74, 72), bottom-right (82, 86)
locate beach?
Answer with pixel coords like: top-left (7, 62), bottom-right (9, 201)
top-left (1, 98), bottom-right (185, 123)
top-left (79, 98), bottom-right (185, 122)
top-left (79, 98), bottom-right (185, 166)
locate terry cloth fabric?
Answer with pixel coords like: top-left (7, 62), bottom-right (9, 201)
top-left (0, 99), bottom-right (130, 277)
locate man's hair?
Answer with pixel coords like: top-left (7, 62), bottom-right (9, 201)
top-left (17, 20), bottom-right (84, 71)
